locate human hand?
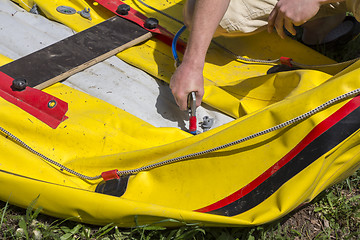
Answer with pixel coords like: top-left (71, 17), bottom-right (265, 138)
top-left (170, 62), bottom-right (204, 111)
top-left (267, 0), bottom-right (321, 39)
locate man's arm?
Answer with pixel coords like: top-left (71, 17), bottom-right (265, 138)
top-left (268, 0), bottom-right (346, 39)
top-left (170, 0), bottom-right (230, 111)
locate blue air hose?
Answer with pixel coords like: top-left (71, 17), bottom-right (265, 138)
top-left (172, 25), bottom-right (187, 67)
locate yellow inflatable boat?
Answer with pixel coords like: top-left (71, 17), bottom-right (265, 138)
top-left (1, 0), bottom-right (360, 227)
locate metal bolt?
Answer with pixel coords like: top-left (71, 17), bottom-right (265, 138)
top-left (144, 18), bottom-right (159, 29)
top-left (200, 116), bottom-right (214, 131)
top-left (78, 8), bottom-right (92, 20)
top-left (116, 4), bottom-right (130, 15)
top-left (11, 78), bottom-right (28, 91)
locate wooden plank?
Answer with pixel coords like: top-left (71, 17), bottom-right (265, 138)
top-left (0, 16), bottom-right (152, 89)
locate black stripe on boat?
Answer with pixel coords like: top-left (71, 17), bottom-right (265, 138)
top-left (196, 95), bottom-right (360, 216)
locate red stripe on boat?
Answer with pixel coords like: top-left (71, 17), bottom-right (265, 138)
top-left (196, 95), bottom-right (360, 213)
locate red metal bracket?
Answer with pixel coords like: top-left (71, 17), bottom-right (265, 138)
top-left (94, 0), bottom-right (186, 54)
top-left (0, 71), bottom-right (68, 129)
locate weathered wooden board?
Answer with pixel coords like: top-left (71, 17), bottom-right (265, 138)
top-left (0, 16), bottom-right (152, 89)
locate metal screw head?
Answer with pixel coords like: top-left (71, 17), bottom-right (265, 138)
top-left (144, 18), bottom-right (159, 29)
top-left (116, 4), bottom-right (130, 15)
top-left (47, 100), bottom-right (57, 109)
top-left (11, 78), bottom-right (28, 91)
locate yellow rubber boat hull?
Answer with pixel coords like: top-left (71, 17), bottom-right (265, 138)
top-left (0, 0), bottom-right (359, 227)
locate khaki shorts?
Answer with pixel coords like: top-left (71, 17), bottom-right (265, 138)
top-left (219, 0), bottom-right (348, 34)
